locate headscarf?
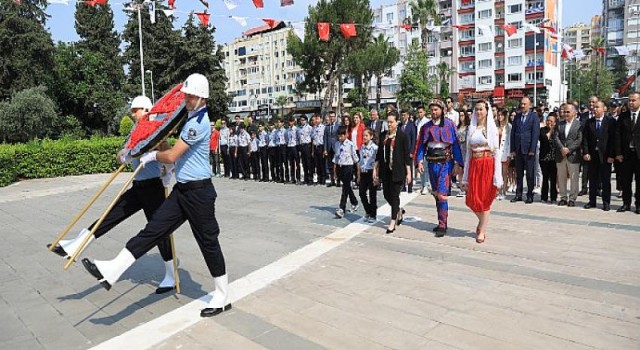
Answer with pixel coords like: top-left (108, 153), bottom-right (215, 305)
top-left (462, 101), bottom-right (503, 188)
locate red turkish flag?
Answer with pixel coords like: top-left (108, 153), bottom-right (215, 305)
top-left (94, 0), bottom-right (107, 4)
top-left (263, 18), bottom-right (277, 29)
top-left (317, 22), bottom-right (330, 41)
top-left (280, 0), bottom-right (293, 6)
top-left (593, 47), bottom-right (605, 55)
top-left (400, 24), bottom-right (412, 31)
top-left (453, 24), bottom-right (472, 30)
top-left (252, 0), bottom-right (263, 8)
top-left (195, 12), bottom-right (210, 27)
top-left (540, 25), bottom-right (556, 34)
top-left (340, 23), bottom-right (357, 39)
top-left (84, 0), bottom-right (97, 7)
top-left (168, 0), bottom-right (176, 9)
top-left (502, 24), bottom-right (517, 37)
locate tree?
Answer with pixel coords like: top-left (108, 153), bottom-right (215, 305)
top-left (0, 0), bottom-right (54, 99)
top-left (122, 2), bottom-right (182, 97)
top-left (287, 0), bottom-right (373, 112)
top-left (369, 34), bottom-right (399, 109)
top-left (410, 0), bottom-right (438, 53)
top-left (274, 95), bottom-right (288, 117)
top-left (611, 56), bottom-right (629, 91)
top-left (0, 86), bottom-right (59, 143)
top-left (436, 61), bottom-right (454, 98)
top-left (397, 42), bottom-right (434, 108)
top-left (573, 59), bottom-right (615, 104)
top-left (174, 13), bottom-right (229, 119)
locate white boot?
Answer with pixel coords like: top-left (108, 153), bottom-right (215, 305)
top-left (59, 228), bottom-right (93, 259)
top-left (209, 275), bottom-right (229, 308)
top-left (155, 260), bottom-right (176, 294)
top-left (94, 248), bottom-right (135, 286)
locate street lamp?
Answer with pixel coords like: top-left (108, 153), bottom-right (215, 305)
top-left (534, 40), bottom-right (539, 106)
top-left (146, 70), bottom-right (155, 103)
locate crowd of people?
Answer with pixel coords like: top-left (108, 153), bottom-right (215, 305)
top-left (208, 93), bottom-right (639, 241)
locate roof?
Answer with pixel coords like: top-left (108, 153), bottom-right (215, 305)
top-left (242, 21), bottom-right (287, 37)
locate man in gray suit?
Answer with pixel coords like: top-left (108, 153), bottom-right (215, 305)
top-left (324, 111), bottom-right (341, 187)
top-left (555, 103), bottom-right (582, 207)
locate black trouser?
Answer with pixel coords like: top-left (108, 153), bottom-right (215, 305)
top-left (299, 143), bottom-right (312, 183)
top-left (89, 178), bottom-right (172, 261)
top-left (621, 150), bottom-right (640, 207)
top-left (278, 145), bottom-right (288, 182)
top-left (314, 145), bottom-right (325, 184)
top-left (382, 178), bottom-right (402, 222)
top-left (210, 150), bottom-right (220, 176)
top-left (126, 180), bottom-right (226, 278)
top-left (220, 145), bottom-right (230, 177)
top-left (587, 154), bottom-right (612, 205)
top-left (581, 161), bottom-right (589, 191)
top-left (259, 147), bottom-right (269, 181)
top-left (359, 171), bottom-right (377, 217)
top-left (238, 146), bottom-right (249, 179)
top-left (515, 153), bottom-right (536, 199)
top-left (540, 160), bottom-right (557, 202)
top-left (230, 146), bottom-right (239, 178)
top-left (287, 146), bottom-right (300, 183)
top-left (328, 149), bottom-right (339, 185)
top-left (338, 165), bottom-right (358, 210)
top-left (268, 147), bottom-right (278, 181)
top-left (249, 152), bottom-right (260, 180)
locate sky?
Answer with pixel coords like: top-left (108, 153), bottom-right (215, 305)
top-left (45, 0), bottom-right (602, 46)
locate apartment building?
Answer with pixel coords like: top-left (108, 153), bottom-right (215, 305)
top-left (602, 0), bottom-right (640, 76)
top-left (563, 22), bottom-right (594, 68)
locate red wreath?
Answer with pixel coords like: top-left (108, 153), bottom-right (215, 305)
top-left (127, 84), bottom-right (185, 149)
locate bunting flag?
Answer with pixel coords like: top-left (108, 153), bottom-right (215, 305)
top-left (149, 0), bottom-right (155, 24)
top-left (317, 22), bottom-right (330, 41)
top-left (549, 33), bottom-right (559, 40)
top-left (252, 0), bottom-right (263, 9)
top-left (574, 49), bottom-right (585, 60)
top-left (48, 0), bottom-right (69, 4)
top-left (426, 24), bottom-right (441, 33)
top-left (84, 0), bottom-right (96, 7)
top-left (476, 24), bottom-right (493, 39)
top-left (561, 44), bottom-right (574, 59)
top-left (502, 24), bottom-right (517, 37)
top-left (13, 0), bottom-right (21, 4)
top-left (540, 25), bottom-right (556, 34)
top-left (163, 9), bottom-right (174, 17)
top-left (263, 18), bottom-right (277, 28)
top-left (441, 18), bottom-right (451, 26)
top-left (168, 0), bottom-right (176, 9)
top-left (223, 0), bottom-right (237, 10)
top-left (195, 12), bottom-right (210, 27)
top-left (614, 46), bottom-right (630, 55)
top-left (199, 0), bottom-right (209, 8)
top-left (400, 24), bottom-right (412, 31)
top-left (593, 47), bottom-right (606, 56)
top-left (452, 24), bottom-right (472, 30)
top-left (340, 23), bottom-right (356, 38)
top-left (292, 22), bottom-right (305, 41)
top-left (522, 22), bottom-right (541, 33)
top-left (281, 0), bottom-right (293, 6)
top-left (231, 16), bottom-right (247, 27)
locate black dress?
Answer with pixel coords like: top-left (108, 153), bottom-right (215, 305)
top-left (539, 126), bottom-right (557, 202)
top-left (376, 130), bottom-right (411, 220)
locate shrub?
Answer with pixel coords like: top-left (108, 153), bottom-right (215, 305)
top-left (349, 107), bottom-right (370, 121)
top-left (0, 86), bottom-right (58, 143)
top-left (119, 115), bottom-right (134, 136)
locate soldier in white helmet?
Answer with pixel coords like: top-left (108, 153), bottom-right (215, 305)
top-left (48, 96), bottom-right (177, 294)
top-left (82, 74), bottom-right (231, 317)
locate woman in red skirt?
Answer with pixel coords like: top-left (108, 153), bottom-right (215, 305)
top-left (461, 100), bottom-right (503, 243)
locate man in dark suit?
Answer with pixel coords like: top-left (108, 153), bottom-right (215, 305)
top-left (615, 92), bottom-right (640, 214)
top-left (582, 101), bottom-right (616, 211)
top-left (578, 96), bottom-right (599, 195)
top-left (324, 111), bottom-right (340, 187)
top-left (368, 109), bottom-right (387, 141)
top-left (510, 96), bottom-right (540, 203)
top-left (399, 109), bottom-right (417, 193)
top-left (555, 103), bottom-right (582, 207)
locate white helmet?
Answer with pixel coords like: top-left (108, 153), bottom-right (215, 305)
top-left (130, 96), bottom-right (153, 111)
top-left (180, 73), bottom-right (209, 99)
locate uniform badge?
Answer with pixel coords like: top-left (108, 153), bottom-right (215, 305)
top-left (188, 128), bottom-right (197, 139)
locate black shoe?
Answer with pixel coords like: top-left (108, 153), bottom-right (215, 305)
top-left (397, 209), bottom-right (406, 226)
top-left (434, 227), bottom-right (447, 237)
top-left (327, 182), bottom-right (335, 187)
top-left (385, 227), bottom-right (396, 234)
top-left (200, 304), bottom-right (233, 317)
top-left (47, 244), bottom-right (67, 258)
top-left (557, 200), bottom-right (567, 206)
top-left (81, 258), bottom-right (111, 291)
top-left (583, 203), bottom-right (596, 209)
top-left (603, 203), bottom-right (610, 211)
top-left (568, 201), bottom-right (575, 207)
top-left (510, 196), bottom-right (523, 203)
top-left (578, 189), bottom-right (587, 196)
top-left (525, 197), bottom-right (533, 204)
top-left (155, 286), bottom-right (175, 294)
top-left (617, 205), bottom-right (630, 213)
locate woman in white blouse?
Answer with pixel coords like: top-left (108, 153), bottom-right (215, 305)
top-left (461, 100), bottom-right (503, 243)
top-left (496, 110), bottom-right (511, 200)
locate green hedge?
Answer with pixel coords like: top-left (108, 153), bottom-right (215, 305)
top-left (0, 137), bottom-right (126, 187)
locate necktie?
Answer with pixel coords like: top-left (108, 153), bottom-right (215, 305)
top-left (596, 119), bottom-right (601, 135)
top-left (373, 120), bottom-right (377, 130)
top-left (632, 112), bottom-right (637, 127)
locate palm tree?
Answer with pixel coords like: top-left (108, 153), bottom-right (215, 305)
top-left (275, 95), bottom-right (288, 118)
top-left (371, 34), bottom-right (400, 109)
top-left (410, 0), bottom-right (439, 54)
top-left (436, 61), bottom-right (454, 98)
top-left (591, 37), bottom-right (606, 94)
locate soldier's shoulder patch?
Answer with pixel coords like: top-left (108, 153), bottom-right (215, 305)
top-left (188, 128), bottom-right (197, 139)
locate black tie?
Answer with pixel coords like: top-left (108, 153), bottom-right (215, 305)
top-left (596, 119), bottom-right (601, 136)
top-left (632, 112), bottom-right (637, 128)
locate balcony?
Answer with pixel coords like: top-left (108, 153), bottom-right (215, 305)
top-left (459, 0), bottom-right (474, 9)
top-left (608, 0), bottom-right (625, 8)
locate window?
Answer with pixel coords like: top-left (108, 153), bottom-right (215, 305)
top-left (399, 39), bottom-right (407, 48)
top-left (460, 45), bottom-right (475, 56)
top-left (478, 9), bottom-right (492, 19)
top-left (478, 42), bottom-right (492, 52)
top-left (479, 76), bottom-right (492, 85)
top-left (386, 12), bottom-right (394, 23)
top-left (460, 13), bottom-right (474, 24)
top-left (507, 73), bottom-right (522, 82)
top-left (478, 59), bottom-right (492, 68)
top-left (508, 38), bottom-right (523, 49)
top-left (507, 55), bottom-right (522, 66)
top-left (627, 31), bottom-right (639, 39)
top-left (508, 4), bottom-right (522, 14)
top-left (526, 71), bottom-right (544, 83)
top-left (460, 29), bottom-right (475, 40)
top-left (460, 61), bottom-right (475, 72)
top-left (496, 58), bottom-right (504, 68)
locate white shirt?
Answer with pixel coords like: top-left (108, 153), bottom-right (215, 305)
top-left (351, 127), bottom-right (358, 149)
top-left (469, 129), bottom-right (490, 151)
top-left (446, 109), bottom-right (459, 126)
top-left (564, 119), bottom-right (573, 139)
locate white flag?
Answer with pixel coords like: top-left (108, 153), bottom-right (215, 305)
top-left (574, 49), bottom-right (585, 60)
top-left (148, 1), bottom-right (155, 24)
top-left (476, 25), bottom-right (493, 38)
top-left (230, 16), bottom-right (247, 27)
top-left (426, 24), bottom-right (441, 33)
top-left (162, 9), bottom-right (174, 17)
top-left (522, 22), bottom-right (541, 34)
top-left (223, 0), bottom-right (237, 10)
top-left (292, 22), bottom-right (305, 42)
top-left (48, 0), bottom-right (69, 4)
top-left (614, 46), bottom-right (630, 55)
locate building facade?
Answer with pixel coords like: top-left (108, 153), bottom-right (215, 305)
top-left (602, 0), bottom-right (640, 77)
top-left (563, 22), bottom-right (594, 69)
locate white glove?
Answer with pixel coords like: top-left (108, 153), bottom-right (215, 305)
top-left (118, 150), bottom-right (132, 165)
top-left (140, 151), bottom-right (158, 167)
top-left (162, 163), bottom-right (174, 187)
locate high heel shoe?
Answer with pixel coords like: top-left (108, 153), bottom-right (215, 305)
top-left (397, 208), bottom-right (406, 225)
top-left (385, 226), bottom-right (396, 234)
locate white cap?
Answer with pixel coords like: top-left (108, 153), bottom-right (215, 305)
top-left (180, 73), bottom-right (209, 99)
top-left (130, 96), bottom-right (153, 111)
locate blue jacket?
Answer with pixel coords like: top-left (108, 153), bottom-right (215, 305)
top-left (510, 110), bottom-right (540, 155)
top-left (398, 121), bottom-right (416, 156)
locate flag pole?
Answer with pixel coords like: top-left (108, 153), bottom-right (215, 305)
top-left (138, 3), bottom-right (146, 97)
